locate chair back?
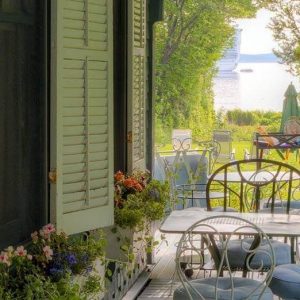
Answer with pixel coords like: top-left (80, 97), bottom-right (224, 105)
top-left (175, 215), bottom-right (275, 299)
top-left (213, 130), bottom-right (234, 163)
top-left (206, 158), bottom-right (300, 213)
top-left (172, 129), bottom-right (192, 148)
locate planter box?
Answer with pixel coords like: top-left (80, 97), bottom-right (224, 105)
top-left (72, 258), bottom-right (105, 300)
top-left (103, 226), bottom-right (148, 299)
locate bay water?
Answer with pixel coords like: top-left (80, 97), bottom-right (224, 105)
top-left (213, 62), bottom-right (300, 112)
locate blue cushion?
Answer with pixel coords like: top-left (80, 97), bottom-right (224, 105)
top-left (220, 238), bottom-right (291, 269)
top-left (269, 264), bottom-right (300, 300)
top-left (153, 158), bottom-right (167, 181)
top-left (173, 277), bottom-right (273, 300)
top-left (165, 154), bottom-right (208, 186)
top-left (263, 200), bottom-right (300, 210)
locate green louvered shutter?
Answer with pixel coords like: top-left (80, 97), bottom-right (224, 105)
top-left (50, 0), bottom-right (114, 234)
top-left (127, 0), bottom-right (147, 172)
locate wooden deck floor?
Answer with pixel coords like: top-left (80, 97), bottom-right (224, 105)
top-left (137, 231), bottom-right (281, 300)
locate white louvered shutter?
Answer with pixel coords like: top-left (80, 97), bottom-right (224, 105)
top-left (127, 0), bottom-right (147, 172)
top-left (50, 0), bottom-right (114, 234)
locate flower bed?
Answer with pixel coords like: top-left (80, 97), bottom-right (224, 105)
top-left (0, 224), bottom-right (105, 299)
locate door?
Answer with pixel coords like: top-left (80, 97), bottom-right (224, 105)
top-left (0, 0), bottom-right (47, 248)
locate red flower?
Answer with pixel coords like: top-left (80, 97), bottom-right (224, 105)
top-left (123, 178), bottom-right (135, 188)
top-left (114, 171), bottom-right (125, 182)
top-left (133, 183), bottom-right (143, 191)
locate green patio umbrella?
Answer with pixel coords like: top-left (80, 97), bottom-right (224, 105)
top-left (280, 83), bottom-right (300, 132)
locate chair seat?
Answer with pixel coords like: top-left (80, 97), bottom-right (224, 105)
top-left (173, 277), bottom-right (273, 300)
top-left (263, 200), bottom-right (300, 210)
top-left (176, 190), bottom-right (232, 209)
top-left (269, 264), bottom-right (300, 300)
top-left (177, 190), bottom-right (224, 200)
top-left (219, 238), bottom-right (291, 269)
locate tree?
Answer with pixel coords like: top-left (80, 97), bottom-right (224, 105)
top-left (258, 0), bottom-right (300, 75)
top-left (154, 0), bottom-right (258, 143)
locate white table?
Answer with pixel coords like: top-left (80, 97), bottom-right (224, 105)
top-left (161, 209), bottom-right (300, 265)
top-left (160, 209), bottom-right (300, 237)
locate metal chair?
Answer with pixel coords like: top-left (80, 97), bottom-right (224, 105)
top-left (205, 158), bottom-right (300, 268)
top-left (206, 158), bottom-right (300, 214)
top-left (212, 130), bottom-right (235, 164)
top-left (173, 215), bottom-right (275, 300)
top-left (158, 139), bottom-right (223, 209)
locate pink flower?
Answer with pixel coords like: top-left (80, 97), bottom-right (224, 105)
top-left (27, 254), bottom-right (33, 260)
top-left (15, 246), bottom-right (27, 257)
top-left (43, 246), bottom-right (53, 260)
top-left (40, 224), bottom-right (56, 239)
top-left (0, 251), bottom-right (10, 266)
top-left (43, 223), bottom-right (56, 234)
top-left (31, 231), bottom-right (39, 242)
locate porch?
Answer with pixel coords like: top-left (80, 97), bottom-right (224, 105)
top-left (132, 231), bottom-right (291, 300)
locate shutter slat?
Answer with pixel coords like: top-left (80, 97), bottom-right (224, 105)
top-left (63, 160), bottom-right (107, 174)
top-left (63, 78), bottom-right (107, 88)
top-left (63, 116), bottom-right (107, 126)
top-left (63, 177), bottom-right (107, 194)
top-left (64, 98), bottom-right (107, 107)
top-left (63, 151), bottom-right (107, 165)
top-left (63, 188), bottom-right (108, 203)
top-left (63, 197), bottom-right (108, 214)
top-left (63, 143), bottom-right (107, 155)
top-left (63, 107), bottom-right (107, 116)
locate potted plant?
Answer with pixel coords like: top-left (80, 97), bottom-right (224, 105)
top-left (104, 170), bottom-right (169, 298)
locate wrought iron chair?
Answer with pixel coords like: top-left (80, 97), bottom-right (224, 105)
top-left (212, 130), bottom-right (235, 164)
top-left (206, 158), bottom-right (300, 268)
top-left (159, 138), bottom-right (224, 209)
top-left (206, 158), bottom-right (300, 214)
top-left (173, 215), bottom-right (275, 300)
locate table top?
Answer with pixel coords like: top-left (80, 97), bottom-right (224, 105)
top-left (213, 170), bottom-right (300, 183)
top-left (160, 209), bottom-right (300, 237)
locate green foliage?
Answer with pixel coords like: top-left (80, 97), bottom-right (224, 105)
top-left (114, 178), bottom-right (170, 229)
top-left (226, 109), bottom-right (281, 127)
top-left (258, 0), bottom-right (300, 75)
top-left (154, 0), bottom-right (259, 144)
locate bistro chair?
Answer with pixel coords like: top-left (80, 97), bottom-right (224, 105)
top-left (173, 215), bottom-right (275, 300)
top-left (205, 158), bottom-right (300, 268)
top-left (206, 158), bottom-right (300, 214)
top-left (155, 138), bottom-right (222, 209)
top-left (212, 130), bottom-right (235, 164)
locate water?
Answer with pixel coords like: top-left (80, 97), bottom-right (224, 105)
top-left (213, 62), bottom-right (300, 112)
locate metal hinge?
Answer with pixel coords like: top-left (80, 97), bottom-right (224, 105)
top-left (48, 169), bottom-right (57, 184)
top-left (127, 131), bottom-right (133, 143)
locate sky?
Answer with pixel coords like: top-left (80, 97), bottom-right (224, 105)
top-left (236, 9), bottom-right (277, 54)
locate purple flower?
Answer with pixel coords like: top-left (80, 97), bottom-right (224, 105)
top-left (49, 267), bottom-right (64, 276)
top-left (66, 253), bottom-right (77, 265)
